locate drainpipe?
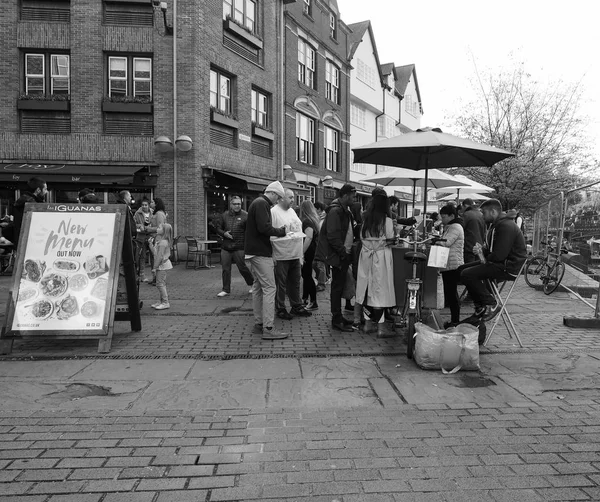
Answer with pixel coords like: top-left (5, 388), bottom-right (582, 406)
top-left (374, 86), bottom-right (386, 173)
top-left (172, 0), bottom-right (178, 236)
top-left (279, 1), bottom-right (285, 181)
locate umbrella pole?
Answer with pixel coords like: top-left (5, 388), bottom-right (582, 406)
top-left (411, 179), bottom-right (416, 213)
top-left (423, 167), bottom-right (429, 225)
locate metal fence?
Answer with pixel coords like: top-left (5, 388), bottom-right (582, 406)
top-left (531, 182), bottom-right (600, 317)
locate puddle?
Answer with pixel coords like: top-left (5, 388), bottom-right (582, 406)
top-left (39, 383), bottom-right (119, 402)
top-left (448, 374), bottom-right (497, 388)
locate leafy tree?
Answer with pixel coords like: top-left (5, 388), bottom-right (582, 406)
top-left (447, 62), bottom-right (596, 213)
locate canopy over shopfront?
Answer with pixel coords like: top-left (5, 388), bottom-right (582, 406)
top-left (0, 162), bottom-right (158, 187)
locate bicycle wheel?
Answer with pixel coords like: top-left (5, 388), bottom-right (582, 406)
top-left (524, 257), bottom-right (545, 288)
top-left (406, 313), bottom-right (416, 359)
top-left (543, 261), bottom-right (566, 295)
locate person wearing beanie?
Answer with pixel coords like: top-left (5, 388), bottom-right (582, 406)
top-left (461, 197), bottom-right (485, 264)
top-left (244, 181), bottom-right (288, 340)
top-left (315, 183), bottom-right (357, 331)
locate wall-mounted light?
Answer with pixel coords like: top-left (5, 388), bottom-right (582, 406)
top-left (321, 175), bottom-right (333, 187)
top-left (154, 136), bottom-right (173, 153)
top-left (152, 0), bottom-right (173, 35)
top-left (282, 164), bottom-right (296, 182)
top-left (175, 135), bottom-right (193, 152)
top-left (154, 135), bottom-right (193, 152)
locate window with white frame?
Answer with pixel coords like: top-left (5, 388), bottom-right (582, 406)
top-left (25, 53), bottom-right (70, 95)
top-left (329, 13), bottom-right (337, 39)
top-left (108, 56), bottom-right (152, 98)
top-left (296, 113), bottom-right (315, 165)
top-left (325, 60), bottom-right (340, 104)
top-left (295, 184), bottom-right (316, 206)
top-left (350, 103), bottom-right (366, 129)
top-left (405, 94), bottom-right (419, 117)
top-left (210, 69), bottom-right (232, 115)
top-left (223, 0), bottom-right (256, 32)
top-left (303, 0), bottom-right (311, 16)
top-left (297, 38), bottom-right (315, 89)
top-left (351, 163), bottom-right (368, 174)
top-left (324, 126), bottom-right (340, 172)
top-left (377, 115), bottom-right (396, 139)
top-left (356, 59), bottom-right (377, 89)
top-left (251, 88), bottom-right (269, 129)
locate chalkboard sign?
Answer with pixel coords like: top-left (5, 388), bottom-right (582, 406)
top-left (0, 203), bottom-right (138, 353)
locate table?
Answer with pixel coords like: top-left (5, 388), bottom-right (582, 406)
top-left (194, 240), bottom-right (218, 269)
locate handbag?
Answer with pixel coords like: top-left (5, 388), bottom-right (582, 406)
top-left (427, 245), bottom-right (449, 268)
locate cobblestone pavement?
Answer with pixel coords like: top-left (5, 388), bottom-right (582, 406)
top-left (0, 261), bottom-right (598, 359)
top-left (1, 400), bottom-right (600, 502)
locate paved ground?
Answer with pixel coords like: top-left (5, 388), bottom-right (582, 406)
top-left (1, 261), bottom-right (600, 501)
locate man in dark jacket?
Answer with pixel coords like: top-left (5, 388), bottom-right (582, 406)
top-left (245, 181), bottom-right (287, 340)
top-left (13, 177), bottom-right (48, 249)
top-left (460, 198), bottom-right (527, 322)
top-left (315, 183), bottom-right (356, 331)
top-left (214, 195), bottom-right (254, 297)
top-left (460, 198), bottom-right (486, 263)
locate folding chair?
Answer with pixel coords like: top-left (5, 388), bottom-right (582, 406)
top-left (483, 261), bottom-right (526, 347)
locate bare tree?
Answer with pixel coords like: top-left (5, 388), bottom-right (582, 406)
top-left (449, 62), bottom-right (596, 212)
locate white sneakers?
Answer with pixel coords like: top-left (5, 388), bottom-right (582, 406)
top-left (217, 291), bottom-right (229, 297)
top-left (153, 302), bottom-right (170, 310)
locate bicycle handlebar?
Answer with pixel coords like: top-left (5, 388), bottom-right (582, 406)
top-left (397, 236), bottom-right (446, 246)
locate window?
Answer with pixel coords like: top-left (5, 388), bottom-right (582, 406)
top-left (377, 115), bottom-right (396, 139)
top-left (298, 39), bottom-right (315, 89)
top-left (210, 69), bottom-right (232, 115)
top-left (356, 59), bottom-right (377, 89)
top-left (103, 1), bottom-right (153, 26)
top-left (108, 56), bottom-right (152, 98)
top-left (325, 60), bottom-right (340, 104)
top-left (21, 0), bottom-right (70, 23)
top-left (251, 88), bottom-right (269, 129)
top-left (303, 0), bottom-right (311, 16)
top-left (329, 13), bottom-right (337, 39)
top-left (25, 53), bottom-right (70, 95)
top-left (350, 103), bottom-right (366, 129)
top-left (223, 0), bottom-right (256, 32)
top-left (296, 113), bottom-right (315, 165)
top-left (405, 94), bottom-right (419, 116)
top-left (324, 126), bottom-right (339, 172)
top-left (351, 163), bottom-right (368, 174)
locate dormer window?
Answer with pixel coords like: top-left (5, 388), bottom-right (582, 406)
top-left (329, 13), bottom-right (337, 39)
top-left (223, 0), bottom-right (256, 33)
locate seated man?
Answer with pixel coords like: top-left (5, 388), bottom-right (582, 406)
top-left (460, 198), bottom-right (527, 322)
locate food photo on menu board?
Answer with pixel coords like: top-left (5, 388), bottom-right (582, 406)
top-left (12, 211), bottom-right (117, 332)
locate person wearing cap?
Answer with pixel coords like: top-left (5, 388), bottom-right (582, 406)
top-left (315, 183), bottom-right (357, 331)
top-left (245, 181), bottom-right (288, 340)
top-left (461, 198), bottom-right (485, 264)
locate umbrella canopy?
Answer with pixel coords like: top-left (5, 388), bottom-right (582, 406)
top-left (437, 192), bottom-right (491, 202)
top-left (430, 174), bottom-right (494, 195)
top-left (352, 127), bottom-right (514, 217)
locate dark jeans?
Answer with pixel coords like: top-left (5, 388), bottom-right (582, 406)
top-left (275, 259), bottom-right (302, 312)
top-left (302, 255), bottom-right (316, 303)
top-left (330, 254), bottom-right (351, 321)
top-left (459, 261), bottom-right (511, 309)
top-left (441, 269), bottom-right (461, 324)
top-left (221, 249), bottom-right (254, 293)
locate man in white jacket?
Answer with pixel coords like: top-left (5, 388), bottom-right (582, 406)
top-left (271, 189), bottom-right (312, 319)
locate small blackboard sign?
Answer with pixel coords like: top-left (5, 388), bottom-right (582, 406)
top-left (0, 203), bottom-right (140, 353)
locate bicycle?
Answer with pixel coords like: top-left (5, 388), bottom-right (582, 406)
top-left (396, 234), bottom-right (445, 359)
top-left (524, 241), bottom-right (568, 295)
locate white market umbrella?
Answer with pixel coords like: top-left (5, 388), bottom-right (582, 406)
top-left (437, 192), bottom-right (491, 202)
top-left (359, 167), bottom-right (469, 211)
top-left (430, 174), bottom-right (495, 202)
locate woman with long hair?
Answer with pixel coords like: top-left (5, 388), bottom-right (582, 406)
top-left (436, 204), bottom-right (464, 328)
top-left (152, 223), bottom-right (174, 310)
top-left (355, 191), bottom-right (396, 337)
top-left (300, 200), bottom-right (320, 310)
top-left (147, 197), bottom-right (168, 285)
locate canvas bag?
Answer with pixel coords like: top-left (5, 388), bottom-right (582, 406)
top-left (427, 245), bottom-right (449, 268)
top-left (414, 322), bottom-right (480, 373)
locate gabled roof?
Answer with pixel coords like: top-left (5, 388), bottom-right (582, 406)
top-left (346, 20), bottom-right (384, 87)
top-left (395, 64), bottom-right (423, 113)
top-left (380, 63), bottom-right (394, 76)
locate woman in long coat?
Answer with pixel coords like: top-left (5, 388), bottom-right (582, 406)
top-left (355, 191), bottom-right (396, 337)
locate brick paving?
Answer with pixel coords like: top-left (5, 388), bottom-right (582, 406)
top-left (0, 261), bottom-right (598, 359)
top-left (0, 402), bottom-right (599, 501)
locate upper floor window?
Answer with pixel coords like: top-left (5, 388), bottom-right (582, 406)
top-left (21, 0), bottom-right (70, 23)
top-left (108, 56), bottom-right (152, 99)
top-left (329, 13), bottom-right (337, 39)
top-left (251, 88), bottom-right (269, 129)
top-left (377, 115), bottom-right (397, 139)
top-left (325, 60), bottom-right (340, 104)
top-left (350, 103), bottom-right (366, 129)
top-left (356, 59), bottom-right (377, 89)
top-left (25, 53), bottom-right (70, 95)
top-left (298, 39), bottom-right (315, 89)
top-left (223, 0), bottom-right (256, 32)
top-left (324, 126), bottom-right (340, 172)
top-left (296, 113), bottom-right (315, 165)
top-left (351, 163), bottom-right (368, 174)
top-left (405, 94), bottom-right (419, 117)
top-left (210, 69), bottom-right (232, 115)
top-left (303, 0), bottom-right (311, 16)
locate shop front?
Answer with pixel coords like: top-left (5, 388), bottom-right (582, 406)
top-left (0, 162), bottom-right (158, 212)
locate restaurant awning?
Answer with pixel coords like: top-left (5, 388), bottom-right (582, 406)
top-left (213, 170), bottom-right (272, 192)
top-left (0, 162), bottom-right (157, 185)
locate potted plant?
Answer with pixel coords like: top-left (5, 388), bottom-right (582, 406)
top-left (102, 95), bottom-right (153, 113)
top-left (210, 107), bottom-right (239, 129)
top-left (17, 93), bottom-right (71, 111)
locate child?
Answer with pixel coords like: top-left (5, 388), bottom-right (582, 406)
top-left (152, 223), bottom-right (173, 310)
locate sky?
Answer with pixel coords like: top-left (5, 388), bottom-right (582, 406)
top-left (340, 0), bottom-right (600, 157)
